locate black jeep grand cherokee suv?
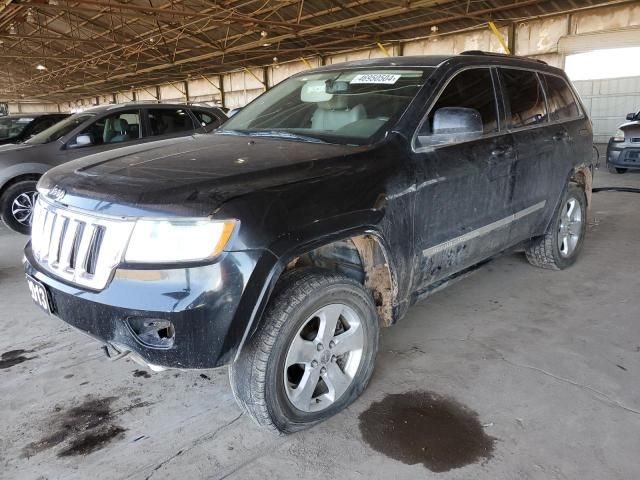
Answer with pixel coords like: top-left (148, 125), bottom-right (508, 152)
top-left (24, 53), bottom-right (593, 433)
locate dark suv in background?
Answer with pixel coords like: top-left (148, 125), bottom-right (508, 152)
top-left (0, 103), bottom-right (226, 234)
top-left (24, 53), bottom-right (592, 433)
top-left (0, 113), bottom-right (69, 146)
top-left (607, 110), bottom-right (640, 173)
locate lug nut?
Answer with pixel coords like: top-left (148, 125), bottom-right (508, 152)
top-left (320, 367), bottom-right (326, 374)
top-left (331, 355), bottom-right (336, 363)
top-left (316, 343), bottom-right (324, 351)
top-left (311, 360), bottom-right (318, 368)
top-left (329, 340), bottom-right (336, 348)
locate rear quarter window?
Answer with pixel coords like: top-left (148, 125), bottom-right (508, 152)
top-left (543, 74), bottom-right (581, 121)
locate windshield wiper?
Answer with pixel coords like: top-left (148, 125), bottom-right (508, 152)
top-left (244, 130), bottom-right (328, 144)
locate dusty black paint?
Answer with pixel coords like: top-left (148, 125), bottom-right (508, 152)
top-left (25, 54), bottom-right (593, 370)
top-left (133, 369), bottom-right (151, 379)
top-left (359, 391), bottom-right (495, 472)
top-left (22, 396), bottom-right (150, 458)
top-left (0, 349), bottom-right (36, 369)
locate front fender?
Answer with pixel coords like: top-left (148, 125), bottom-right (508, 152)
top-left (0, 162), bottom-right (51, 191)
top-left (226, 215), bottom-right (396, 363)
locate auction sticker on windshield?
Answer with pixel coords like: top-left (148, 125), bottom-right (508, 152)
top-left (350, 73), bottom-right (401, 84)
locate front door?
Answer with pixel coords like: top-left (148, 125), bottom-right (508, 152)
top-left (411, 67), bottom-right (517, 293)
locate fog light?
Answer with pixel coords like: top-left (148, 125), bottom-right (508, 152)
top-left (127, 317), bottom-right (175, 349)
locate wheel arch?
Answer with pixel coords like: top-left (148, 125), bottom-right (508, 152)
top-left (230, 227), bottom-right (398, 364)
top-left (570, 163), bottom-right (593, 208)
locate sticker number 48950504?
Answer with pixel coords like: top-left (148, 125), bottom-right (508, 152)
top-left (26, 275), bottom-right (51, 314)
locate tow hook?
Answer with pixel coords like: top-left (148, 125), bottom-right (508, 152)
top-left (102, 342), bottom-right (130, 361)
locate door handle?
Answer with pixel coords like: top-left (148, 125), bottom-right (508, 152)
top-left (491, 146), bottom-right (514, 158)
top-left (552, 131), bottom-right (568, 141)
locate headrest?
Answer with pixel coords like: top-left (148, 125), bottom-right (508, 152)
top-left (317, 96), bottom-right (349, 110)
top-left (113, 118), bottom-right (129, 131)
top-left (301, 80), bottom-right (333, 103)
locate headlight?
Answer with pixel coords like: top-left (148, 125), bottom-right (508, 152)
top-left (125, 219), bottom-right (237, 263)
top-left (612, 129), bottom-right (625, 142)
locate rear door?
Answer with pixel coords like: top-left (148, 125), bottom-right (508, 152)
top-left (496, 68), bottom-right (560, 242)
top-left (411, 66), bottom-right (517, 292)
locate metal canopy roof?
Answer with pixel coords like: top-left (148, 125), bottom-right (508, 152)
top-left (0, 0), bottom-right (629, 102)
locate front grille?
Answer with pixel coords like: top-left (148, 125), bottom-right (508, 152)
top-left (31, 198), bottom-right (134, 290)
top-left (631, 138), bottom-right (640, 143)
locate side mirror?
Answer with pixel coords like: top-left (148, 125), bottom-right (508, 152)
top-left (73, 134), bottom-right (93, 147)
top-left (626, 113), bottom-right (637, 121)
top-left (433, 107), bottom-right (483, 136)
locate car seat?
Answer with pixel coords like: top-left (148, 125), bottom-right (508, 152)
top-left (311, 96), bottom-right (366, 131)
top-left (108, 118), bottom-right (130, 143)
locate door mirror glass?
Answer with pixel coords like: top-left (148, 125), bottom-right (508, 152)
top-left (626, 112), bottom-right (637, 121)
top-left (73, 133), bottom-right (93, 147)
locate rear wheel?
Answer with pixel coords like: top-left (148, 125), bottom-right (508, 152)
top-left (608, 165), bottom-right (627, 174)
top-left (0, 180), bottom-right (38, 235)
top-left (229, 268), bottom-right (379, 434)
top-left (525, 184), bottom-right (587, 270)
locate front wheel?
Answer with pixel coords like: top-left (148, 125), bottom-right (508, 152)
top-left (525, 183), bottom-right (587, 270)
top-left (229, 268), bottom-right (379, 434)
top-left (0, 180), bottom-right (39, 235)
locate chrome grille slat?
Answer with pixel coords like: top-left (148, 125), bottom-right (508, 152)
top-left (58, 219), bottom-right (79, 271)
top-left (31, 198), bottom-right (135, 290)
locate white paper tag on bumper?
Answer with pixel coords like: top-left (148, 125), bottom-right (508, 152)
top-left (350, 73), bottom-right (401, 84)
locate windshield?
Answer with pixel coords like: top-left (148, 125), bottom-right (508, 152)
top-left (0, 116), bottom-right (35, 141)
top-left (222, 67), bottom-right (433, 145)
top-left (27, 113), bottom-right (95, 145)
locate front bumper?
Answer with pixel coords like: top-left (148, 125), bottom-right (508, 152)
top-left (24, 244), bottom-right (268, 369)
top-left (607, 142), bottom-right (640, 169)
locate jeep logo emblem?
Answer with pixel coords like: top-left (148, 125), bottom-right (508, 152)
top-left (48, 186), bottom-right (66, 202)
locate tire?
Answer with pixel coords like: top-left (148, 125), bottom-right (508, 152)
top-left (525, 183), bottom-right (587, 270)
top-left (229, 268), bottom-right (379, 434)
top-left (0, 179), bottom-right (39, 235)
top-left (608, 165), bottom-right (627, 174)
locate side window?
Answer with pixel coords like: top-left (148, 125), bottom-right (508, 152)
top-left (416, 68), bottom-right (498, 147)
top-left (500, 69), bottom-right (547, 128)
top-left (192, 110), bottom-right (223, 131)
top-left (73, 110), bottom-right (141, 147)
top-left (148, 108), bottom-right (194, 136)
top-left (543, 74), bottom-right (581, 121)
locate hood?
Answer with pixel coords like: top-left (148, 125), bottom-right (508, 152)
top-left (619, 120), bottom-right (640, 131)
top-left (40, 133), bottom-right (375, 217)
top-left (0, 142), bottom-right (39, 153)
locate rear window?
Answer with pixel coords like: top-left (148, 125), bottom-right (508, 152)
top-left (499, 69), bottom-right (547, 129)
top-left (543, 74), bottom-right (581, 121)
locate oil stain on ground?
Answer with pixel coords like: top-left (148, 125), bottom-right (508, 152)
top-left (22, 396), bottom-right (151, 458)
top-left (0, 349), bottom-right (36, 369)
top-left (359, 391), bottom-right (495, 473)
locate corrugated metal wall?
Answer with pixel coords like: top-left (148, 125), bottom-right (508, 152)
top-left (573, 76), bottom-right (640, 144)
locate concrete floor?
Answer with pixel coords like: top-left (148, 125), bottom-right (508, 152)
top-left (1, 169), bottom-right (639, 480)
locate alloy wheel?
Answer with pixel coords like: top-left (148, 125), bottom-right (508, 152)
top-left (11, 191), bottom-right (38, 227)
top-left (558, 196), bottom-right (582, 257)
top-left (284, 303), bottom-right (364, 412)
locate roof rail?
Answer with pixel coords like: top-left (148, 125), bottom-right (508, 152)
top-left (459, 50), bottom-right (548, 65)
